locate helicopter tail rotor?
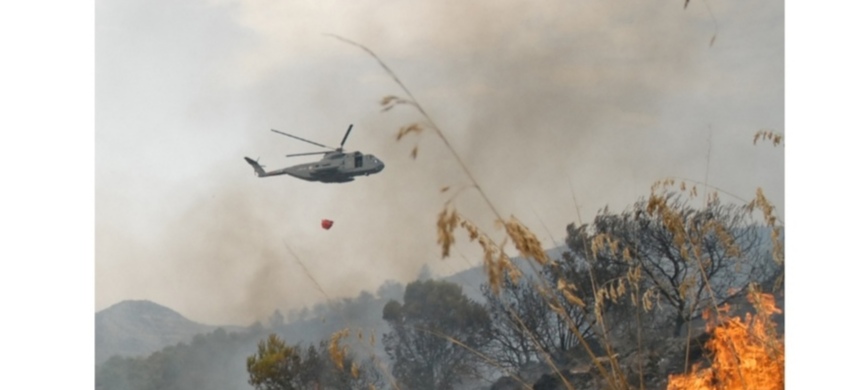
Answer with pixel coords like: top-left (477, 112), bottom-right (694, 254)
top-left (244, 157), bottom-right (268, 177)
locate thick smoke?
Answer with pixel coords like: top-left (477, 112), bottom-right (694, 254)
top-left (96, 0), bottom-right (783, 325)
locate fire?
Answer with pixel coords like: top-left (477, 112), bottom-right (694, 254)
top-left (667, 290), bottom-right (784, 390)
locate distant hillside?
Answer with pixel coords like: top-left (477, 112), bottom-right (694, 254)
top-left (95, 300), bottom-right (223, 364)
top-left (95, 294), bottom-right (398, 390)
top-left (94, 243), bottom-right (694, 367)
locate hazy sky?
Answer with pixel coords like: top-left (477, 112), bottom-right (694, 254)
top-left (96, 0), bottom-right (784, 325)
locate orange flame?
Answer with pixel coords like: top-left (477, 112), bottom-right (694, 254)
top-left (667, 291), bottom-right (783, 390)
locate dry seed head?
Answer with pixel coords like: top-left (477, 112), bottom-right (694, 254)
top-left (556, 279), bottom-right (586, 307)
top-left (710, 191), bottom-right (720, 206)
top-left (448, 208), bottom-right (459, 228)
top-left (651, 178), bottom-right (673, 194)
top-left (499, 249), bottom-right (522, 284)
top-left (595, 288), bottom-right (606, 308)
top-left (503, 216), bottom-right (549, 265)
top-left (665, 214), bottom-right (686, 247)
top-left (627, 266), bottom-right (641, 284)
top-left (556, 278), bottom-right (566, 291)
top-left (755, 188), bottom-right (771, 214)
top-left (590, 234), bottom-right (605, 259)
top-left (754, 129), bottom-right (784, 147)
top-left (548, 299), bottom-right (566, 317)
top-left (711, 221), bottom-right (741, 258)
top-left (380, 95), bottom-right (413, 112)
top-left (436, 206), bottom-right (460, 258)
top-left (594, 300), bottom-right (604, 319)
top-left (482, 238), bottom-right (502, 294)
top-left (563, 289), bottom-right (587, 308)
top-left (616, 278), bottom-right (627, 298)
top-left (607, 285), bottom-right (618, 303)
top-left (770, 227), bottom-right (784, 264)
top-left (652, 178), bottom-right (675, 193)
top-left (622, 246), bottom-right (632, 262)
top-left (642, 288), bottom-right (655, 311)
top-left (494, 260), bottom-right (510, 288)
top-left (459, 219), bottom-right (480, 241)
top-left (753, 187), bottom-right (784, 264)
top-left (380, 95), bottom-right (399, 106)
top-left (772, 133), bottom-right (783, 146)
top-left (396, 123), bottom-right (424, 141)
top-left (646, 194), bottom-right (662, 215)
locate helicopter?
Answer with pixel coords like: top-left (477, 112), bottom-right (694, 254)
top-left (244, 124), bottom-right (384, 183)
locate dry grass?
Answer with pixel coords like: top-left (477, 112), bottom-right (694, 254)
top-left (747, 187), bottom-right (784, 267)
top-left (431, 159), bottom-right (782, 389)
top-left (324, 36), bottom-right (784, 390)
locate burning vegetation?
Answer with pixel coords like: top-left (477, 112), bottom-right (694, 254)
top-left (667, 289), bottom-right (784, 390)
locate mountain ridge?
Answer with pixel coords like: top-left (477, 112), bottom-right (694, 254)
top-left (95, 299), bottom-right (233, 364)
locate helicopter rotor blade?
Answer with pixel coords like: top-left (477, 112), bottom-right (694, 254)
top-left (285, 151), bottom-right (329, 158)
top-left (339, 124), bottom-right (353, 149)
top-left (271, 129), bottom-right (335, 150)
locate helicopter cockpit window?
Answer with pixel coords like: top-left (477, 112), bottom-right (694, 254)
top-left (355, 153), bottom-right (363, 167)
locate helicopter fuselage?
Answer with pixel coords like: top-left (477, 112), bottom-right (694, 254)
top-left (272, 151), bottom-right (384, 183)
